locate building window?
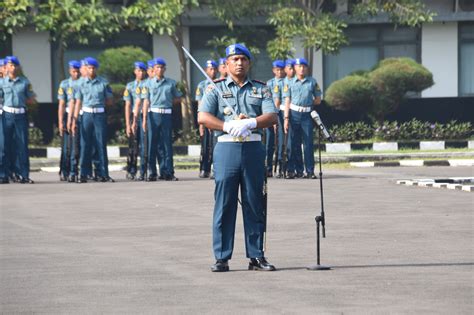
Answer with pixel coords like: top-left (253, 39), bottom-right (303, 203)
top-left (323, 24), bottom-right (420, 89)
top-left (0, 35), bottom-right (13, 57)
top-left (459, 22), bottom-right (474, 96)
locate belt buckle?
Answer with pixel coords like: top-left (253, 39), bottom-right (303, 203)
top-left (233, 135), bottom-right (249, 142)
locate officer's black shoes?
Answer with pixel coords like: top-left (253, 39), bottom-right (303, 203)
top-left (303, 173), bottom-right (318, 179)
top-left (136, 175), bottom-right (145, 181)
top-left (19, 177), bottom-right (34, 184)
top-left (126, 173), bottom-right (135, 180)
top-left (248, 257), bottom-right (276, 271)
top-left (285, 172), bottom-right (295, 179)
top-left (165, 175), bottom-right (179, 181)
top-left (10, 175), bottom-right (20, 183)
top-left (276, 172), bottom-right (283, 179)
top-left (79, 176), bottom-right (88, 183)
top-left (60, 175), bottom-right (68, 181)
top-left (210, 173), bottom-right (215, 180)
top-left (0, 177), bottom-right (9, 184)
top-left (296, 173), bottom-right (304, 178)
top-left (310, 174), bottom-right (318, 179)
top-left (99, 176), bottom-right (115, 183)
top-left (199, 170), bottom-right (209, 178)
top-left (158, 175), bottom-right (165, 180)
top-left (211, 259), bottom-right (229, 272)
top-left (266, 170), bottom-right (273, 178)
top-left (68, 175), bottom-right (77, 183)
top-left (148, 175), bottom-right (158, 182)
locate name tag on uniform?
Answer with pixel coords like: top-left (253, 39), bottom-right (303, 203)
top-left (222, 92), bottom-right (233, 98)
top-left (249, 93), bottom-right (262, 99)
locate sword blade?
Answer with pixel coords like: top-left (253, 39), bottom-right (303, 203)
top-left (181, 46), bottom-right (237, 117)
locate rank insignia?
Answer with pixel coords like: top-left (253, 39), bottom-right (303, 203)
top-left (58, 87), bottom-right (64, 95)
top-left (123, 89), bottom-right (129, 97)
top-left (274, 85), bottom-right (279, 93)
top-left (315, 84), bottom-right (321, 92)
top-left (142, 87), bottom-right (148, 94)
top-left (283, 85), bottom-right (288, 93)
top-left (135, 87), bottom-right (141, 94)
top-left (195, 87), bottom-right (201, 96)
top-left (67, 87), bottom-right (73, 95)
top-left (28, 84), bottom-right (33, 92)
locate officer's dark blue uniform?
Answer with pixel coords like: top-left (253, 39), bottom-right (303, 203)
top-left (283, 58), bottom-right (322, 178)
top-left (74, 57), bottom-right (113, 182)
top-left (2, 56), bottom-right (35, 183)
top-left (195, 59), bottom-right (218, 178)
top-left (58, 60), bottom-right (81, 180)
top-left (199, 44), bottom-right (278, 272)
top-left (0, 58), bottom-right (6, 183)
top-left (124, 61), bottom-right (147, 179)
top-left (142, 57), bottom-right (182, 181)
top-left (265, 60), bottom-right (285, 177)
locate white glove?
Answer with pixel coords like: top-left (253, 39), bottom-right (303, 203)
top-left (232, 118), bottom-right (257, 137)
top-left (223, 120), bottom-right (238, 134)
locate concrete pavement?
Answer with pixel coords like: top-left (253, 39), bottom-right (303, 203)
top-left (1, 167), bottom-right (473, 313)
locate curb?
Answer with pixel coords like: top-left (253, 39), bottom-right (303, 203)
top-left (350, 159), bottom-right (474, 168)
top-left (396, 177), bottom-right (474, 192)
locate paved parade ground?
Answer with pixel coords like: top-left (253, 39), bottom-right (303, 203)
top-left (1, 166), bottom-right (473, 314)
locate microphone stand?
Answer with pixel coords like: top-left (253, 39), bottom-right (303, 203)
top-left (307, 127), bottom-right (331, 271)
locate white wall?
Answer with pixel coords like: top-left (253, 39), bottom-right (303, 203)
top-left (152, 27), bottom-right (190, 83)
top-left (421, 22), bottom-right (458, 97)
top-left (12, 29), bottom-right (52, 103)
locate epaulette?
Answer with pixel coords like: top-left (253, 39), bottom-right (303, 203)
top-left (213, 78), bottom-right (226, 83)
top-left (252, 79), bottom-right (266, 85)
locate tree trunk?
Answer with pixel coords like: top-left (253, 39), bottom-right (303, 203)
top-left (58, 42), bottom-right (66, 82)
top-left (170, 25), bottom-right (195, 140)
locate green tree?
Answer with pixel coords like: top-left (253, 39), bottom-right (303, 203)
top-left (325, 58), bottom-right (434, 123)
top-left (0, 0), bottom-right (34, 40)
top-left (34, 0), bottom-right (120, 80)
top-left (208, 0), bottom-right (434, 70)
top-left (98, 46), bottom-right (152, 83)
top-left (121, 0), bottom-right (199, 138)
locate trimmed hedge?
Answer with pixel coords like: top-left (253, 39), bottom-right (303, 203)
top-left (326, 119), bottom-right (473, 142)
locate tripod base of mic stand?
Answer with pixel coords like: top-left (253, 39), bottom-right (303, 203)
top-left (307, 264), bottom-right (331, 271)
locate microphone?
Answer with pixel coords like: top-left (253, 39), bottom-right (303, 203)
top-left (310, 110), bottom-right (333, 142)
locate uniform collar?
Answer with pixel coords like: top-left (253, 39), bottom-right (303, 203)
top-left (225, 75), bottom-right (252, 87)
top-left (8, 76), bottom-right (20, 82)
top-left (155, 76), bottom-right (166, 83)
top-left (295, 76), bottom-right (308, 83)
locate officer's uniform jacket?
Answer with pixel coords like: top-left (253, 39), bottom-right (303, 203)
top-left (74, 76), bottom-right (113, 108)
top-left (2, 76), bottom-right (35, 108)
top-left (198, 76), bottom-right (278, 137)
top-left (283, 76), bottom-right (322, 107)
top-left (141, 77), bottom-right (182, 109)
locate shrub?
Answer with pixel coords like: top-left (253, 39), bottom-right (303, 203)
top-left (374, 121), bottom-right (400, 141)
top-left (107, 83), bottom-right (126, 142)
top-left (29, 127), bottom-right (44, 146)
top-left (328, 121), bottom-right (373, 142)
top-left (440, 120), bottom-right (473, 140)
top-left (98, 46), bottom-right (152, 84)
top-left (325, 57), bottom-right (434, 123)
top-left (398, 119), bottom-right (431, 140)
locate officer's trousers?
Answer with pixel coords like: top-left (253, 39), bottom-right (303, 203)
top-left (265, 126), bottom-right (275, 172)
top-left (199, 126), bottom-right (213, 173)
top-left (0, 113), bottom-right (5, 179)
top-left (148, 112), bottom-right (174, 177)
top-left (69, 116), bottom-right (81, 177)
top-left (128, 116), bottom-right (146, 176)
top-left (3, 112), bottom-right (30, 179)
top-left (80, 112), bottom-right (109, 178)
top-left (59, 113), bottom-right (71, 178)
top-left (288, 110), bottom-right (315, 175)
top-left (213, 141), bottom-right (265, 260)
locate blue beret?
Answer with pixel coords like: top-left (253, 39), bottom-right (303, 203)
top-left (205, 60), bottom-right (218, 68)
top-left (147, 59), bottom-right (155, 68)
top-left (219, 57), bottom-right (227, 65)
top-left (134, 61), bottom-right (147, 70)
top-left (226, 43), bottom-right (252, 60)
top-left (5, 56), bottom-right (20, 66)
top-left (154, 57), bottom-right (166, 66)
top-left (68, 60), bottom-right (81, 69)
top-left (272, 60), bottom-right (285, 68)
top-left (80, 59), bottom-right (87, 66)
top-left (285, 59), bottom-right (295, 67)
top-left (84, 57), bottom-right (99, 68)
top-left (294, 58), bottom-right (308, 66)
top-left (0, 59), bottom-right (5, 66)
